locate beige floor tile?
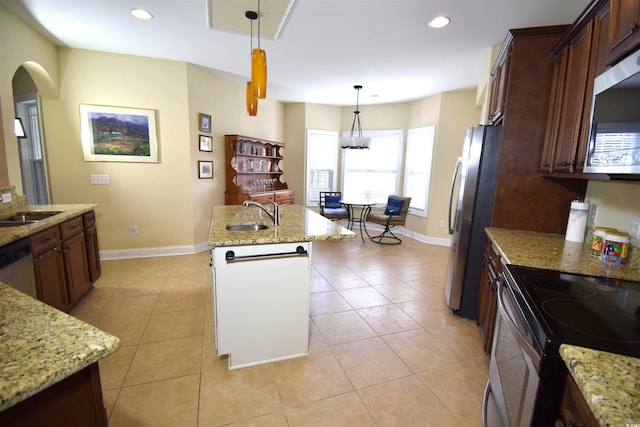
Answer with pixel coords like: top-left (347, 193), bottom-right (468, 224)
top-left (331, 337), bottom-right (412, 389)
top-left (356, 269), bottom-right (400, 286)
top-left (90, 315), bottom-right (149, 347)
top-left (102, 388), bottom-right (119, 419)
top-left (109, 374), bottom-right (200, 427)
top-left (373, 282), bottom-right (425, 303)
top-left (308, 319), bottom-right (327, 349)
top-left (163, 273), bottom-right (211, 291)
top-left (323, 272), bottom-right (370, 290)
top-left (153, 287), bottom-right (207, 313)
top-left (338, 286), bottom-right (391, 309)
top-left (141, 307), bottom-right (204, 342)
top-left (123, 335), bottom-right (202, 386)
top-left (382, 328), bottom-right (464, 373)
top-left (310, 275), bottom-right (333, 293)
top-left (397, 298), bottom-right (462, 328)
top-left (312, 311), bottom-right (376, 345)
top-left (198, 365), bottom-right (283, 426)
top-left (428, 321), bottom-right (486, 361)
top-left (356, 304), bottom-right (421, 335)
top-left (358, 376), bottom-right (463, 426)
top-left (271, 346), bottom-right (353, 407)
top-left (284, 392), bottom-right (375, 426)
top-left (418, 360), bottom-right (488, 426)
top-left (99, 345), bottom-right (136, 390)
top-left (226, 412), bottom-right (289, 426)
top-left (309, 291), bottom-right (351, 316)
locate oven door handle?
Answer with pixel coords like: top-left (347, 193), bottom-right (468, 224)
top-left (496, 274), bottom-right (541, 368)
top-left (482, 380), bottom-right (492, 427)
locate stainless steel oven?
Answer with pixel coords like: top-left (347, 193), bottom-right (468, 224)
top-left (482, 269), bottom-right (565, 427)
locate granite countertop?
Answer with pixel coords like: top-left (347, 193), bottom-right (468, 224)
top-left (0, 204), bottom-right (97, 247)
top-left (0, 283), bottom-right (120, 412)
top-left (486, 227), bottom-right (640, 425)
top-left (208, 204), bottom-right (355, 247)
top-left (560, 345), bottom-right (640, 426)
top-left (485, 227), bottom-right (640, 282)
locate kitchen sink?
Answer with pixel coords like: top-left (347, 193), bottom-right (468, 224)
top-left (0, 211), bottom-right (63, 226)
top-left (226, 224), bottom-right (269, 231)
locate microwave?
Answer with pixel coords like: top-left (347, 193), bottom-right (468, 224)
top-left (584, 50), bottom-right (640, 175)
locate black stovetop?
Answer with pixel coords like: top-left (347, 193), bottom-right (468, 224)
top-left (506, 265), bottom-right (640, 358)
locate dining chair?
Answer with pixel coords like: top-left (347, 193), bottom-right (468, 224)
top-left (318, 191), bottom-right (350, 222)
top-left (366, 195), bottom-right (411, 244)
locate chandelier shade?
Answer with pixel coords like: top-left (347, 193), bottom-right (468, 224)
top-left (251, 48), bottom-right (267, 99)
top-left (246, 81), bottom-right (258, 116)
top-left (340, 85), bottom-right (371, 149)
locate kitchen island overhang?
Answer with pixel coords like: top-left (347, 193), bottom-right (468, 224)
top-left (208, 205), bottom-right (355, 370)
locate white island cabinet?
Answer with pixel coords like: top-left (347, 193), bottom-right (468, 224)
top-left (212, 242), bottom-right (311, 369)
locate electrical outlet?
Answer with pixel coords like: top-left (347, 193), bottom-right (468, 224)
top-left (90, 174), bottom-right (110, 185)
top-left (130, 225), bottom-right (138, 235)
top-left (439, 219), bottom-right (446, 228)
top-left (1, 193), bottom-right (11, 203)
top-left (631, 215), bottom-right (640, 240)
top-left (588, 204), bottom-right (598, 226)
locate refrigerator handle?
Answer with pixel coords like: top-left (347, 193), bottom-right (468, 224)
top-left (448, 157), bottom-right (463, 235)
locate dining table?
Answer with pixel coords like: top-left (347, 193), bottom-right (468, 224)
top-left (339, 199), bottom-right (377, 243)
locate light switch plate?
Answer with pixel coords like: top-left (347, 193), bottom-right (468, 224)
top-left (1, 193), bottom-right (11, 203)
top-left (588, 204), bottom-right (598, 227)
top-left (90, 174), bottom-right (110, 185)
top-left (631, 215), bottom-right (640, 240)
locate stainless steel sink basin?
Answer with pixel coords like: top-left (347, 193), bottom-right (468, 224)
top-left (226, 224), bottom-right (269, 231)
top-left (0, 211), bottom-right (63, 226)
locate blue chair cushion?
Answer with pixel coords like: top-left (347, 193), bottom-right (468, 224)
top-left (325, 195), bottom-right (342, 208)
top-left (384, 198), bottom-right (404, 216)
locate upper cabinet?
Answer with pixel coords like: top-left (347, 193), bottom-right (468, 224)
top-left (541, 0), bottom-right (612, 177)
top-left (607, 0), bottom-right (640, 65)
top-left (487, 44), bottom-right (512, 125)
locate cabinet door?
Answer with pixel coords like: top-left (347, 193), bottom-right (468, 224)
top-left (33, 246), bottom-right (69, 312)
top-left (558, 374), bottom-right (599, 427)
top-left (85, 225), bottom-right (101, 283)
top-left (552, 23), bottom-right (594, 173)
top-left (487, 44), bottom-right (512, 124)
top-left (541, 52), bottom-right (568, 172)
top-left (478, 242), bottom-right (499, 355)
top-left (63, 232), bottom-right (91, 304)
top-left (607, 0), bottom-right (640, 64)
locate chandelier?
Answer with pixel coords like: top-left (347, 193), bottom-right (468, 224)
top-left (340, 85), bottom-right (371, 149)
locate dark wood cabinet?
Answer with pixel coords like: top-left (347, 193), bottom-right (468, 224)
top-left (607, 0), bottom-right (640, 64)
top-left (84, 211), bottom-right (101, 283)
top-left (488, 26), bottom-right (588, 234)
top-left (557, 374), bottom-right (599, 427)
top-left (477, 241), bottom-right (501, 355)
top-left (224, 134), bottom-right (294, 205)
top-left (31, 211), bottom-right (100, 312)
top-left (487, 44), bottom-right (512, 125)
top-left (542, 1), bottom-right (611, 177)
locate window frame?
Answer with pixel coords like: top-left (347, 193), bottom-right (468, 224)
top-left (403, 125), bottom-right (436, 217)
top-left (305, 129), bottom-right (339, 207)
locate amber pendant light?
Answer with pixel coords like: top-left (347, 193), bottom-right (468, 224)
top-left (247, 0), bottom-right (267, 99)
top-left (246, 81), bottom-right (258, 116)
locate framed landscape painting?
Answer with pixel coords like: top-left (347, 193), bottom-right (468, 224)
top-left (80, 104), bottom-right (158, 162)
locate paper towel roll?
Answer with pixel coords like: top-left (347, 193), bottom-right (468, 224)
top-left (565, 201), bottom-right (589, 242)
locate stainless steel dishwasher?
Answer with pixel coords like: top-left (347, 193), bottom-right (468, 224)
top-left (0, 237), bottom-right (37, 298)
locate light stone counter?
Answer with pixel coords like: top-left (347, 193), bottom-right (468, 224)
top-left (0, 283), bottom-right (120, 412)
top-left (0, 204), bottom-right (98, 247)
top-left (208, 204), bottom-right (355, 247)
top-left (485, 227), bottom-right (640, 282)
top-left (560, 345), bottom-right (640, 426)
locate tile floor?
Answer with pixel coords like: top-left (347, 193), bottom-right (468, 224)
top-left (71, 230), bottom-right (488, 426)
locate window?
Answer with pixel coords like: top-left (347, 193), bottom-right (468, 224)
top-left (404, 126), bottom-right (435, 215)
top-left (341, 130), bottom-right (403, 203)
top-left (305, 129), bottom-right (339, 206)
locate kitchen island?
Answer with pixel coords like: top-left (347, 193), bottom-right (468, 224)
top-left (0, 282), bottom-right (120, 426)
top-left (208, 204), bottom-right (354, 369)
top-left (486, 227), bottom-right (640, 425)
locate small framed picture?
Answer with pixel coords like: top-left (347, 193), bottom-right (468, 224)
top-left (199, 135), bottom-right (212, 152)
top-left (199, 113), bottom-right (211, 133)
top-left (198, 160), bottom-right (213, 179)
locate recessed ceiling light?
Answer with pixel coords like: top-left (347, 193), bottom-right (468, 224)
top-left (428, 16), bottom-right (451, 29)
top-left (131, 8), bottom-right (153, 20)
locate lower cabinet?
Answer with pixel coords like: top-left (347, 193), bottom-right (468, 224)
top-left (478, 240), bottom-right (501, 355)
top-left (31, 211), bottom-right (99, 312)
top-left (557, 374), bottom-right (598, 427)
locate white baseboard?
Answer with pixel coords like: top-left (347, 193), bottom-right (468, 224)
top-left (99, 227), bottom-right (451, 260)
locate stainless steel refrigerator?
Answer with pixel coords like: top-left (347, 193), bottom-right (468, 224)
top-left (444, 125), bottom-right (502, 319)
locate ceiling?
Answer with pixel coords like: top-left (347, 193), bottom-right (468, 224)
top-left (1, 0), bottom-right (592, 106)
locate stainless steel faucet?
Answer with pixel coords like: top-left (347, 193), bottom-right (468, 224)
top-left (243, 199), bottom-right (281, 226)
